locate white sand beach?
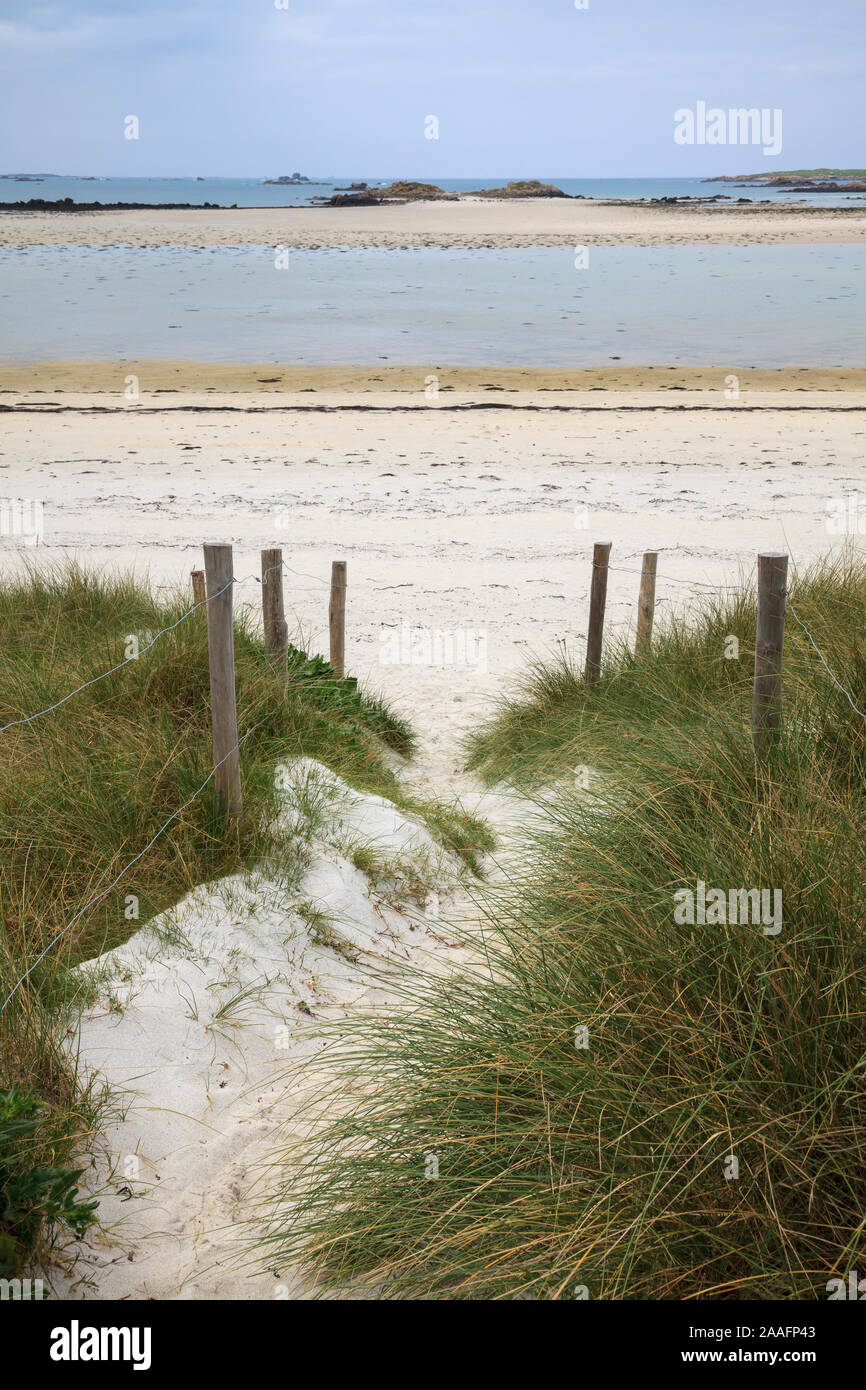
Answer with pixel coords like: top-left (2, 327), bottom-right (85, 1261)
top-left (2, 381), bottom-right (863, 799)
top-left (6, 375), bottom-right (863, 1298)
top-left (13, 378), bottom-right (854, 1298)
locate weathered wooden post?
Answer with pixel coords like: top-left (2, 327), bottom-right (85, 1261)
top-left (191, 569), bottom-right (206, 607)
top-left (203, 544), bottom-right (242, 819)
top-left (584, 542), bottom-right (611, 689)
top-left (635, 551), bottom-right (658, 657)
top-left (261, 548), bottom-right (288, 667)
top-left (329, 561), bottom-right (347, 679)
top-left (752, 551), bottom-right (788, 755)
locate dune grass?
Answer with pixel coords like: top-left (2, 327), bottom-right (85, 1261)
top-left (464, 553), bottom-right (866, 789)
top-left (257, 553), bottom-right (866, 1300)
top-left (0, 561), bottom-right (490, 1278)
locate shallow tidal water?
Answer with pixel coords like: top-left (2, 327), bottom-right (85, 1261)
top-left (1, 243), bottom-right (862, 366)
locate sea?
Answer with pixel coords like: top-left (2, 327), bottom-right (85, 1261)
top-left (0, 177), bottom-right (862, 367)
top-left (2, 175), bottom-right (864, 209)
top-left (0, 244), bottom-right (861, 367)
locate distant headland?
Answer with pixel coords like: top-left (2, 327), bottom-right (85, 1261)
top-left (704, 169), bottom-right (866, 193)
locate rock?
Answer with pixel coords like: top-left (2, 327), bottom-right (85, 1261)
top-left (263, 174), bottom-right (329, 186)
top-left (325, 181), bottom-right (458, 207)
top-left (470, 180), bottom-right (570, 199)
top-left (0, 198), bottom-right (230, 212)
top-left (325, 191), bottom-right (384, 207)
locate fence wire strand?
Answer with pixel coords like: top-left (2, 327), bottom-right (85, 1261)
top-left (0, 719), bottom-right (265, 1013)
top-left (786, 597), bottom-right (866, 722)
top-left (0, 574), bottom-right (263, 735)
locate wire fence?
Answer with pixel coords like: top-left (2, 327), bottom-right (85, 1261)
top-left (0, 549), bottom-right (347, 1012)
top-left (0, 543), bottom-right (863, 1013)
top-left (785, 599), bottom-right (866, 721)
top-left (0, 577), bottom-right (232, 735)
top-left (0, 560), bottom-right (315, 736)
top-left (2, 549), bottom-right (862, 756)
top-left (583, 560), bottom-right (864, 732)
top-left (604, 563), bottom-right (748, 592)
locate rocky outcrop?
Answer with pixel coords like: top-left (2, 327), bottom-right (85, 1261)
top-left (705, 173), bottom-right (866, 193)
top-left (0, 197), bottom-right (226, 211)
top-left (782, 180), bottom-right (866, 192)
top-left (377, 181), bottom-right (459, 200)
top-left (324, 178), bottom-right (568, 207)
top-left (325, 180), bottom-right (459, 207)
top-left (324, 191), bottom-right (386, 207)
top-left (470, 180), bottom-right (570, 198)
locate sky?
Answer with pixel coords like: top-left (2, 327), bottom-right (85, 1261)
top-left (0, 0), bottom-right (863, 178)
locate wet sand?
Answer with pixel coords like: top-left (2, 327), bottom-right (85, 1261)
top-left (3, 361), bottom-right (865, 396)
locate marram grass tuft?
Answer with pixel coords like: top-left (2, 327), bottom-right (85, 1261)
top-left (256, 552), bottom-right (866, 1300)
top-left (0, 561), bottom-right (490, 1275)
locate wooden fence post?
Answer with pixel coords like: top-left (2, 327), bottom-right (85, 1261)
top-left (261, 548), bottom-right (288, 666)
top-left (329, 561), bottom-right (347, 678)
top-left (635, 551), bottom-right (658, 657)
top-left (584, 542), bottom-right (611, 689)
top-left (752, 551), bottom-right (788, 755)
top-left (203, 544), bottom-right (242, 819)
top-left (191, 569), bottom-right (206, 607)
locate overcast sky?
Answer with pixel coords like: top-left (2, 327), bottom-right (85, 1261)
top-left (1, 0), bottom-right (862, 177)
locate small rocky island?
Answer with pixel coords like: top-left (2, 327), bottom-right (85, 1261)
top-left (324, 178), bottom-right (569, 207)
top-left (263, 172), bottom-right (328, 185)
top-left (471, 179), bottom-right (570, 199)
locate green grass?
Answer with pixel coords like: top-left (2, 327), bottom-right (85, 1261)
top-left (464, 554), bottom-right (866, 789)
top-left (0, 561), bottom-right (491, 1277)
top-left (256, 553), bottom-right (866, 1300)
top-left (0, 1085), bottom-right (98, 1280)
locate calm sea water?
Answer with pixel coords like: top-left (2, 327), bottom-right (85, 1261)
top-left (1, 175), bottom-right (863, 209)
top-left (0, 245), bottom-right (861, 366)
